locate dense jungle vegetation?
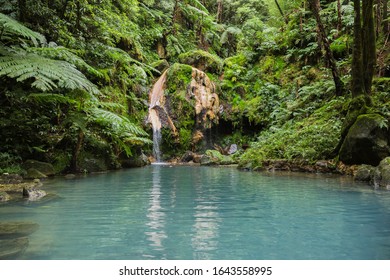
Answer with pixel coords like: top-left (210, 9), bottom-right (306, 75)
top-left (0, 0), bottom-right (389, 174)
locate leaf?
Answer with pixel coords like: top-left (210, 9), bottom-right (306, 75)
top-left (0, 13), bottom-right (46, 46)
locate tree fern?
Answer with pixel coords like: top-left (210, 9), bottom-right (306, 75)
top-left (29, 45), bottom-right (103, 78)
top-left (0, 47), bottom-right (99, 95)
top-left (0, 13), bottom-right (45, 46)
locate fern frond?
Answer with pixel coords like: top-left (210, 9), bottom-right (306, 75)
top-left (89, 107), bottom-right (148, 137)
top-left (27, 93), bottom-right (75, 104)
top-left (28, 46), bottom-right (103, 78)
top-left (0, 13), bottom-right (46, 46)
top-left (0, 49), bottom-right (99, 95)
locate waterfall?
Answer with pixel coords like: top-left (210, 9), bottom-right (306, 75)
top-left (148, 70), bottom-right (168, 162)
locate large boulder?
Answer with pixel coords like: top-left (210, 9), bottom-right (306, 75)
top-left (23, 160), bottom-right (55, 176)
top-left (339, 114), bottom-right (390, 166)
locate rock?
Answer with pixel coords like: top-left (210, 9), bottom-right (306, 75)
top-left (354, 165), bottom-right (376, 182)
top-left (178, 50), bottom-right (223, 74)
top-left (181, 151), bottom-right (195, 162)
top-left (0, 191), bottom-right (11, 202)
top-left (193, 154), bottom-right (202, 163)
top-left (227, 144), bottom-right (238, 155)
top-left (121, 153), bottom-right (150, 168)
top-left (79, 157), bottom-right (108, 172)
top-left (200, 150), bottom-right (236, 166)
top-left (200, 154), bottom-right (215, 166)
top-left (25, 168), bottom-right (47, 180)
top-left (22, 186), bottom-right (47, 201)
top-left (339, 114), bottom-right (390, 166)
top-left (0, 222), bottom-right (39, 239)
top-left (23, 160), bottom-right (55, 176)
top-left (0, 237), bottom-right (29, 259)
top-left (0, 173), bottom-right (23, 184)
top-left (64, 174), bottom-right (76, 179)
top-left (151, 59), bottom-right (169, 73)
top-left (377, 157), bottom-right (390, 188)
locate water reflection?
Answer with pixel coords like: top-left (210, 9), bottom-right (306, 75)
top-left (145, 166), bottom-right (167, 254)
top-left (191, 172), bottom-right (221, 259)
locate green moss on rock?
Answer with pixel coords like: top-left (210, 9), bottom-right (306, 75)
top-left (178, 50), bottom-right (223, 74)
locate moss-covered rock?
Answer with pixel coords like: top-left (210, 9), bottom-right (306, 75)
top-left (377, 157), bottom-right (390, 188)
top-left (354, 164), bottom-right (376, 182)
top-left (151, 59), bottom-right (170, 74)
top-left (178, 50), bottom-right (223, 74)
top-left (339, 114), bottom-right (390, 166)
top-left (25, 168), bottom-right (47, 180)
top-left (200, 150), bottom-right (236, 166)
top-left (23, 160), bottom-right (55, 176)
top-left (0, 191), bottom-right (11, 202)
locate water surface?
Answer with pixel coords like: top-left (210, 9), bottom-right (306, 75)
top-left (1, 165), bottom-right (390, 259)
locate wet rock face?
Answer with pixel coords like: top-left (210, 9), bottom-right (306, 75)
top-left (339, 114), bottom-right (390, 166)
top-left (187, 68), bottom-right (220, 130)
top-left (353, 157), bottom-right (390, 189)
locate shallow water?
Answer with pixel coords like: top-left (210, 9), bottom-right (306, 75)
top-left (1, 165), bottom-right (390, 260)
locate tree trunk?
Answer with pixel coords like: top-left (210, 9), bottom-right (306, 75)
top-left (216, 0), bottom-right (223, 23)
top-left (384, 0), bottom-right (389, 34)
top-left (351, 0), bottom-right (364, 97)
top-left (70, 129), bottom-right (84, 172)
top-left (171, 0), bottom-right (180, 35)
top-left (308, 0), bottom-right (344, 96)
top-left (274, 0), bottom-right (288, 24)
top-left (337, 0), bottom-right (342, 33)
top-left (17, 0), bottom-right (26, 22)
top-left (362, 0), bottom-right (376, 94)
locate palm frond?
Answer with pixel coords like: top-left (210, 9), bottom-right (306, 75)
top-left (0, 13), bottom-right (46, 46)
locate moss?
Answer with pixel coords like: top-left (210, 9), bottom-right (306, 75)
top-left (166, 63), bottom-right (193, 93)
top-left (178, 50), bottom-right (223, 74)
top-left (150, 59), bottom-right (169, 73)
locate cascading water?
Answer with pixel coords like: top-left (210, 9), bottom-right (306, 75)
top-left (147, 66), bottom-right (220, 161)
top-left (148, 70), bottom-right (167, 162)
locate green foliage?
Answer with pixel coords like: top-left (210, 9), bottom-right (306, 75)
top-left (0, 48), bottom-right (99, 94)
top-left (239, 97), bottom-right (346, 168)
top-left (178, 50), bottom-right (223, 74)
top-left (0, 13), bottom-right (45, 45)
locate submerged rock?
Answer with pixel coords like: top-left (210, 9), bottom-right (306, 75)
top-left (0, 237), bottom-right (29, 259)
top-left (0, 191), bottom-right (11, 202)
top-left (339, 114), bottom-right (390, 166)
top-left (0, 222), bottom-right (39, 239)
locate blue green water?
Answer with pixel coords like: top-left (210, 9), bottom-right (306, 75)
top-left (1, 165), bottom-right (390, 259)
